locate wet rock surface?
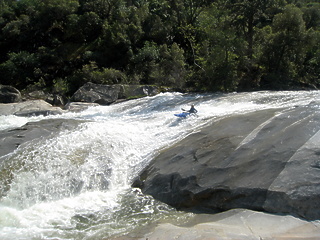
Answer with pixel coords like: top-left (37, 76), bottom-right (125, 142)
top-left (0, 119), bottom-right (83, 158)
top-left (136, 102), bottom-right (320, 220)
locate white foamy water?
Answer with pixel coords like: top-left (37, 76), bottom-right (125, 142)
top-left (0, 91), bottom-right (319, 239)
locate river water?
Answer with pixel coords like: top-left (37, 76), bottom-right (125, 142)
top-left (0, 91), bottom-right (319, 239)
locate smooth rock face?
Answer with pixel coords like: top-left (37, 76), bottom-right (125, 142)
top-left (136, 102), bottom-right (320, 220)
top-left (0, 85), bottom-right (21, 103)
top-left (113, 209), bottom-right (320, 240)
top-left (0, 100), bottom-right (64, 116)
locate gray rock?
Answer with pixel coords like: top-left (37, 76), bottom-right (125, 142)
top-left (71, 82), bottom-right (121, 105)
top-left (0, 118), bottom-right (84, 198)
top-left (25, 90), bottom-right (48, 100)
top-left (0, 100), bottom-right (64, 116)
top-left (25, 90), bottom-right (67, 106)
top-left (64, 102), bottom-right (100, 112)
top-left (71, 82), bottom-right (159, 105)
top-left (45, 94), bottom-right (67, 106)
top-left (0, 85), bottom-right (21, 103)
top-left (0, 119), bottom-right (83, 159)
top-left (136, 102), bottom-right (320, 220)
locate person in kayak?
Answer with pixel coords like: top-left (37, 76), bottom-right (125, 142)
top-left (182, 104), bottom-right (198, 114)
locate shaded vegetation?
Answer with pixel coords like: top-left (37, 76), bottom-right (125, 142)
top-left (0, 0), bottom-right (319, 96)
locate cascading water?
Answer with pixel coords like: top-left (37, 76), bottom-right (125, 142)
top-left (0, 91), bottom-right (319, 240)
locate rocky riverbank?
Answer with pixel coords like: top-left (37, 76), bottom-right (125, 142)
top-left (0, 83), bottom-right (160, 108)
top-left (0, 83), bottom-right (160, 156)
top-left (0, 83), bottom-right (160, 116)
top-left (1, 85), bottom-right (320, 239)
top-left (0, 82), bottom-right (160, 159)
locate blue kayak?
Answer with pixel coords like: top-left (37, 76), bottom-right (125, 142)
top-left (174, 112), bottom-right (190, 118)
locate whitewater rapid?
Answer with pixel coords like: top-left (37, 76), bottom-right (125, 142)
top-left (0, 91), bottom-right (319, 239)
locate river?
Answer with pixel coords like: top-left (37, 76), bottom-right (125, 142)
top-left (0, 91), bottom-right (319, 239)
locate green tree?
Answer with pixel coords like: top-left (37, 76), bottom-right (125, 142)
top-left (302, 2), bottom-right (320, 30)
top-left (224, 0), bottom-right (287, 90)
top-left (12, 0), bottom-right (79, 48)
top-left (151, 43), bottom-right (186, 88)
top-left (0, 51), bottom-right (39, 88)
top-left (194, 1), bottom-right (243, 91)
top-left (169, 0), bottom-right (211, 27)
top-left (130, 41), bottom-right (159, 84)
top-left (228, 0), bottom-right (286, 59)
top-left (142, 0), bottom-right (172, 44)
top-left (260, 5), bottom-right (310, 89)
top-left (79, 12), bottom-right (103, 42)
top-left (79, 0), bottom-right (118, 20)
top-left (93, 1), bottom-right (147, 69)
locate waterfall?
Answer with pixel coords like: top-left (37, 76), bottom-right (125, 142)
top-left (0, 91), bottom-right (319, 239)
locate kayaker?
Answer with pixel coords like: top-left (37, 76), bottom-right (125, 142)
top-left (183, 104), bottom-right (198, 113)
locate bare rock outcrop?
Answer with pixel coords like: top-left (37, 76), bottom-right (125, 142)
top-left (135, 102), bottom-right (320, 220)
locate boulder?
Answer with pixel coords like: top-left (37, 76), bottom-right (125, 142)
top-left (45, 94), bottom-right (67, 106)
top-left (135, 102), bottom-right (320, 220)
top-left (0, 85), bottom-right (21, 103)
top-left (71, 82), bottom-right (159, 105)
top-left (25, 90), bottom-right (67, 106)
top-left (64, 102), bottom-right (100, 112)
top-left (71, 82), bottom-right (121, 105)
top-left (0, 100), bottom-right (64, 116)
top-left (24, 90), bottom-right (49, 102)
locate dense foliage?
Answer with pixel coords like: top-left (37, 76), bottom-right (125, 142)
top-left (0, 0), bottom-right (319, 95)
